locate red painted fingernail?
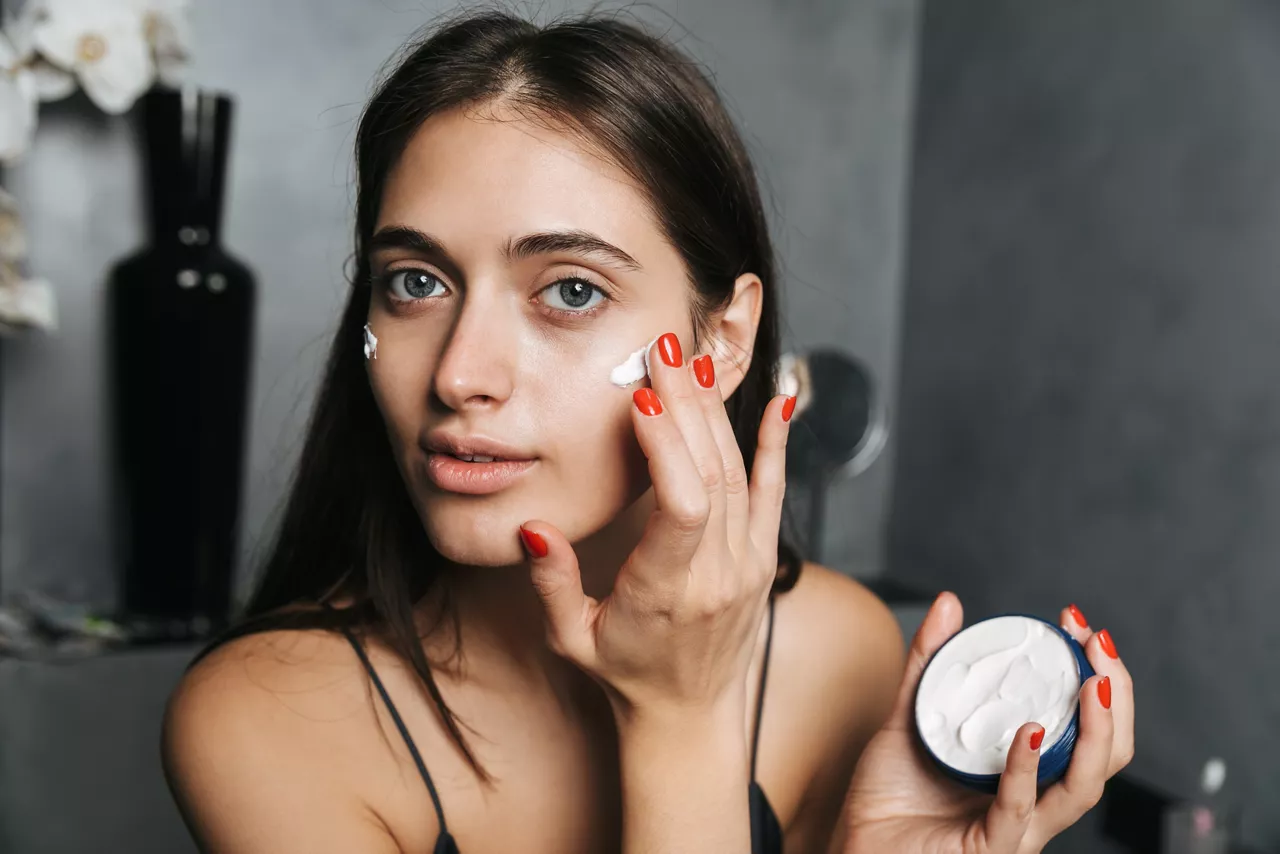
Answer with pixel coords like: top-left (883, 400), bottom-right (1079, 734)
top-left (657, 333), bottom-right (683, 368)
top-left (633, 388), bottom-right (663, 416)
top-left (519, 527), bottom-right (548, 558)
top-left (1098, 676), bottom-right (1112, 710)
top-left (1068, 603), bottom-right (1088, 628)
top-left (782, 396), bottom-right (797, 422)
top-left (693, 355), bottom-right (715, 388)
top-left (1029, 726), bottom-right (1045, 751)
top-left (1097, 629), bottom-right (1119, 659)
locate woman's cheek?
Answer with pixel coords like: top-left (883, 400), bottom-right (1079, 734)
top-left (366, 344), bottom-right (436, 447)
top-left (575, 385), bottom-right (652, 503)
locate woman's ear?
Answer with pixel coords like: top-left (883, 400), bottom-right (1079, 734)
top-left (708, 272), bottom-right (763, 400)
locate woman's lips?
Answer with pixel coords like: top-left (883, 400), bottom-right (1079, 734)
top-left (424, 453), bottom-right (536, 495)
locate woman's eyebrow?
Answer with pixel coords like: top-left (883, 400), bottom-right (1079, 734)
top-left (505, 230), bottom-right (643, 272)
top-left (367, 226), bottom-right (465, 282)
top-left (367, 226), bottom-right (643, 273)
top-left (368, 226), bottom-right (449, 257)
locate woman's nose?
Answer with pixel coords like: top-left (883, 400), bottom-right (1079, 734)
top-left (432, 300), bottom-right (516, 410)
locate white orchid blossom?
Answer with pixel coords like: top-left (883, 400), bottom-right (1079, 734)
top-left (5, 2), bottom-right (75, 102)
top-left (0, 189), bottom-right (56, 333)
top-left (0, 32), bottom-right (38, 164)
top-left (31, 0), bottom-right (155, 115)
top-left (0, 0), bottom-right (191, 334)
top-left (134, 0), bottom-right (190, 86)
top-left (0, 276), bottom-right (58, 333)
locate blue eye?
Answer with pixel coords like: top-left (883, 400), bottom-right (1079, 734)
top-left (385, 269), bottom-right (447, 301)
top-left (541, 278), bottom-right (605, 312)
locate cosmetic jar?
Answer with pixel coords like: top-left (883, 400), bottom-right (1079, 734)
top-left (914, 614), bottom-right (1094, 793)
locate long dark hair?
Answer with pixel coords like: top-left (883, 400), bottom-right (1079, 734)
top-left (205, 8), bottom-right (801, 777)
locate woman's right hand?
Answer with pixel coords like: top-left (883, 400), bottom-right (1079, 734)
top-left (517, 331), bottom-right (794, 724)
top-left (518, 331), bottom-right (792, 853)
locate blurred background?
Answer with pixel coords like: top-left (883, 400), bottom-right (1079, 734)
top-left (0, 0), bottom-right (1274, 852)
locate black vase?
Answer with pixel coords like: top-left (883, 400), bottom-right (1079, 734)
top-left (108, 87), bottom-right (255, 639)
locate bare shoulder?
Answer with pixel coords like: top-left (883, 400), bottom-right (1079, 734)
top-left (163, 629), bottom-right (405, 852)
top-left (773, 562), bottom-right (906, 708)
top-left (165, 628), bottom-right (371, 752)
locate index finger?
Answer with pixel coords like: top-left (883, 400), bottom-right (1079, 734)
top-left (627, 387), bottom-right (711, 585)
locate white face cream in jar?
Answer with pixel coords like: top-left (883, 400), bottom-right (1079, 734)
top-left (913, 614), bottom-right (1095, 792)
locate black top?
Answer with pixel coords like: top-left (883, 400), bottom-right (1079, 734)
top-left (339, 598), bottom-right (783, 854)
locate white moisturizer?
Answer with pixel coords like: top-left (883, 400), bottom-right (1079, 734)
top-left (363, 324), bottom-right (378, 360)
top-left (915, 616), bottom-right (1081, 776)
top-left (609, 335), bottom-right (660, 387)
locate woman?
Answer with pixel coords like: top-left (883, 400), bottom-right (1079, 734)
top-left (162, 10), bottom-right (1134, 853)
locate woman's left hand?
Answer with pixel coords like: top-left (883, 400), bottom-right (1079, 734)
top-left (841, 593), bottom-right (1135, 854)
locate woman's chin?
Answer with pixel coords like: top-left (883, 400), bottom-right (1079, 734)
top-left (444, 545), bottom-right (525, 567)
top-left (426, 526), bottom-right (525, 567)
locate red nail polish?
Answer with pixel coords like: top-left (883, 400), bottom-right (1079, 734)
top-left (1097, 629), bottom-right (1119, 659)
top-left (1029, 727), bottom-right (1045, 751)
top-left (1098, 676), bottom-right (1112, 710)
top-left (633, 388), bottom-right (663, 416)
top-left (657, 333), bottom-right (683, 368)
top-left (1068, 603), bottom-right (1088, 628)
top-left (519, 527), bottom-right (548, 558)
top-left (782, 396), bottom-right (797, 422)
top-left (693, 355), bottom-right (715, 388)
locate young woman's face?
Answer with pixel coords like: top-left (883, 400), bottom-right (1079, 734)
top-left (366, 105), bottom-right (698, 567)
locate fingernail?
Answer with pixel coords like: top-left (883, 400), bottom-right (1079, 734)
top-left (1098, 676), bottom-right (1112, 710)
top-left (782, 396), bottom-right (797, 422)
top-left (693, 355), bottom-right (715, 388)
top-left (658, 332), bottom-right (683, 368)
top-left (633, 388), bottom-right (663, 416)
top-left (519, 527), bottom-right (548, 558)
top-left (1097, 629), bottom-right (1119, 659)
top-left (1068, 603), bottom-right (1088, 628)
top-left (1029, 726), bottom-right (1045, 751)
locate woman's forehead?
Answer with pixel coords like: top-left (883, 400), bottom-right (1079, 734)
top-left (376, 107), bottom-right (664, 257)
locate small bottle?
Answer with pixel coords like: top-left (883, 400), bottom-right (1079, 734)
top-left (1161, 758), bottom-right (1237, 854)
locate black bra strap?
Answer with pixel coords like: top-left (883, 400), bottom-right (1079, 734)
top-left (750, 597), bottom-right (777, 781)
top-left (337, 626), bottom-right (450, 836)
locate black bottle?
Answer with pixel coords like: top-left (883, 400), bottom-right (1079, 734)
top-left (108, 87), bottom-right (255, 638)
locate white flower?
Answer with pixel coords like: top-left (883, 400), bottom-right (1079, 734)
top-left (0, 188), bottom-right (27, 262)
top-left (0, 276), bottom-right (58, 334)
top-left (0, 32), bottom-right (38, 163)
top-left (32, 0), bottom-right (154, 115)
top-left (4, 1), bottom-right (75, 101)
top-left (133, 0), bottom-right (190, 85)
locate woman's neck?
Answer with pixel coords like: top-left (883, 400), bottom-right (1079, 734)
top-left (422, 489), bottom-right (656, 690)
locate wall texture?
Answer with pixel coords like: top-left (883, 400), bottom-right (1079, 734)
top-left (890, 0), bottom-right (1280, 847)
top-left (1, 0), bottom-right (918, 611)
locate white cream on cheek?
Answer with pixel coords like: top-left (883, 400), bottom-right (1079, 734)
top-left (915, 616), bottom-right (1080, 776)
top-left (363, 323), bottom-right (379, 360)
top-left (609, 335), bottom-right (660, 387)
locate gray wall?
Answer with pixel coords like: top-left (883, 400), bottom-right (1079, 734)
top-left (890, 0), bottom-right (1280, 847)
top-left (1, 0), bottom-right (918, 611)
